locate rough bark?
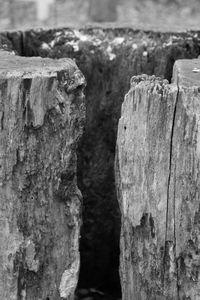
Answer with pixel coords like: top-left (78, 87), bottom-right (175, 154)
top-left (116, 59), bottom-right (200, 299)
top-left (12, 27), bottom-right (200, 293)
top-left (1, 27), bottom-right (199, 294)
top-left (0, 51), bottom-right (86, 300)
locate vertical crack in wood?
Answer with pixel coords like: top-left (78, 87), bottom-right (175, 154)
top-left (164, 85), bottom-right (179, 297)
top-left (174, 163), bottom-right (180, 300)
top-left (173, 88), bottom-right (180, 300)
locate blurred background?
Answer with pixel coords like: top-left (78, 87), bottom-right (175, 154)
top-left (0, 0), bottom-right (199, 30)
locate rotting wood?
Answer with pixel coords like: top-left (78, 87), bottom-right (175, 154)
top-left (0, 51), bottom-right (86, 300)
top-left (2, 27), bottom-right (200, 295)
top-left (116, 59), bottom-right (200, 300)
top-left (20, 27), bottom-right (200, 293)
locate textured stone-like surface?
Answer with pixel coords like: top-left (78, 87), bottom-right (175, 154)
top-left (15, 27), bottom-right (200, 292)
top-left (0, 51), bottom-right (85, 300)
top-left (116, 60), bottom-right (200, 299)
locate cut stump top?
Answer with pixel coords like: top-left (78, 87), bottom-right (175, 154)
top-left (173, 58), bottom-right (200, 87)
top-left (0, 50), bottom-right (77, 79)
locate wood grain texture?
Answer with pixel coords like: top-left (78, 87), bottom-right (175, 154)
top-left (4, 27), bottom-right (200, 293)
top-left (23, 27), bottom-right (200, 292)
top-left (116, 59), bottom-right (200, 300)
top-left (0, 51), bottom-right (86, 300)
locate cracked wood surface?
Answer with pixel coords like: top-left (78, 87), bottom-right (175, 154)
top-left (20, 27), bottom-right (200, 293)
top-left (1, 27), bottom-right (200, 296)
top-left (0, 51), bottom-right (86, 300)
top-left (116, 59), bottom-right (200, 300)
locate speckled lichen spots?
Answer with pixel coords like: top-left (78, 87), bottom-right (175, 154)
top-left (57, 69), bottom-right (86, 95)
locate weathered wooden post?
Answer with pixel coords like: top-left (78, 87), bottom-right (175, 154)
top-left (0, 51), bottom-right (85, 300)
top-left (116, 60), bottom-right (200, 300)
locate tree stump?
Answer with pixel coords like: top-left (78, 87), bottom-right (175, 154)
top-left (116, 59), bottom-right (200, 299)
top-left (0, 51), bottom-right (86, 300)
top-left (20, 27), bottom-right (200, 293)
